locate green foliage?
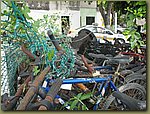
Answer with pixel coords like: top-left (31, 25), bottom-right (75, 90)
top-left (33, 66), bottom-right (40, 76)
top-left (1, 1), bottom-right (33, 43)
top-left (32, 14), bottom-right (60, 37)
top-left (64, 92), bottom-right (92, 110)
top-left (47, 50), bottom-right (55, 61)
top-left (1, 1), bottom-right (75, 82)
top-left (1, 1), bottom-right (60, 43)
top-left (123, 1), bottom-right (146, 50)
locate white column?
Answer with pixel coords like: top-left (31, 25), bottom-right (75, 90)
top-left (114, 12), bottom-right (117, 33)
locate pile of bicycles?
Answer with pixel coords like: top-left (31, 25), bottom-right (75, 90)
top-left (1, 29), bottom-right (146, 111)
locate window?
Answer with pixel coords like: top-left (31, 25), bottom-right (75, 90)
top-left (27, 1), bottom-right (49, 10)
top-left (86, 17), bottom-right (95, 25)
top-left (106, 31), bottom-right (113, 35)
top-left (96, 27), bottom-right (103, 33)
top-left (69, 1), bottom-right (80, 10)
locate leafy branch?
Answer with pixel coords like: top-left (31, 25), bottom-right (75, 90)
top-left (63, 92), bottom-right (92, 110)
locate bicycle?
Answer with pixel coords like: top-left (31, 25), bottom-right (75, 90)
top-left (2, 30), bottom-right (146, 111)
top-left (45, 30), bottom-right (146, 110)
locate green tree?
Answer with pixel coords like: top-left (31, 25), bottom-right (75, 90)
top-left (97, 1), bottom-right (146, 50)
top-left (123, 1), bottom-right (146, 50)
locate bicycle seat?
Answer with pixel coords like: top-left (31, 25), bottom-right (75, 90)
top-left (89, 53), bottom-right (130, 64)
top-left (111, 55), bottom-right (130, 64)
top-left (88, 53), bottom-right (111, 59)
top-left (112, 91), bottom-right (146, 110)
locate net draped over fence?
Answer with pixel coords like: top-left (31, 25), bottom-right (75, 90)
top-left (1, 1), bottom-right (75, 96)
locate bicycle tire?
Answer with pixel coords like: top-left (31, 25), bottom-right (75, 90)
top-left (130, 65), bottom-right (144, 72)
top-left (71, 29), bottom-right (96, 50)
top-left (125, 74), bottom-right (146, 89)
top-left (112, 91), bottom-right (145, 110)
top-left (119, 70), bottom-right (134, 77)
top-left (102, 83), bottom-right (146, 110)
top-left (135, 66), bottom-right (146, 74)
top-left (125, 64), bottom-right (138, 70)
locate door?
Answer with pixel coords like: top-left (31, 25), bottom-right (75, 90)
top-left (61, 16), bottom-right (70, 34)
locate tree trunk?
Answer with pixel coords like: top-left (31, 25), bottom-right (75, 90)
top-left (106, 2), bottom-right (114, 29)
top-left (98, 2), bottom-right (106, 26)
top-left (98, 1), bottom-right (114, 29)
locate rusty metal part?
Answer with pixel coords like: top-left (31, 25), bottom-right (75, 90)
top-left (47, 30), bottom-right (63, 51)
top-left (21, 44), bottom-right (36, 60)
top-left (15, 76), bottom-right (31, 96)
top-left (81, 55), bottom-right (94, 74)
top-left (1, 76), bottom-right (31, 111)
top-left (16, 67), bottom-right (50, 110)
top-left (26, 102), bottom-right (41, 110)
top-left (75, 83), bottom-right (90, 93)
top-left (38, 86), bottom-right (47, 99)
top-left (1, 95), bottom-right (18, 111)
top-left (47, 30), bottom-right (91, 93)
top-left (38, 78), bottom-right (62, 110)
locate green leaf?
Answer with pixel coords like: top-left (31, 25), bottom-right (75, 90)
top-left (76, 93), bottom-right (82, 99)
top-left (136, 1), bottom-right (146, 6)
top-left (123, 29), bottom-right (130, 35)
top-left (128, 14), bottom-right (135, 20)
top-left (135, 32), bottom-right (141, 39)
top-left (130, 41), bottom-right (135, 49)
top-left (33, 66), bottom-right (40, 76)
top-left (138, 7), bottom-right (143, 12)
top-left (47, 50), bottom-right (54, 61)
top-left (70, 100), bottom-right (78, 110)
top-left (97, 0), bottom-right (101, 5)
top-left (80, 92), bottom-right (92, 100)
top-left (82, 105), bottom-right (87, 110)
top-left (139, 14), bottom-right (143, 17)
top-left (24, 13), bottom-right (32, 20)
top-left (127, 20), bottom-right (134, 26)
top-left (139, 40), bottom-right (144, 46)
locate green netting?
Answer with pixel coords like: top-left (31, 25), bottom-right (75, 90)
top-left (1, 44), bottom-right (27, 95)
top-left (1, 1), bottom-right (75, 95)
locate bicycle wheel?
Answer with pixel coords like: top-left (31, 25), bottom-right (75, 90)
top-left (130, 65), bottom-right (144, 72)
top-left (125, 74), bottom-right (146, 89)
top-left (102, 83), bottom-right (146, 110)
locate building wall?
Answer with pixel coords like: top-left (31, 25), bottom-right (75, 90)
top-left (49, 1), bottom-right (70, 10)
top-left (80, 1), bottom-right (96, 8)
top-left (80, 8), bottom-right (96, 26)
top-left (28, 1), bottom-right (103, 32)
top-left (28, 9), bottom-right (80, 33)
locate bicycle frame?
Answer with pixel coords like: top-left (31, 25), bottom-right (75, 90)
top-left (42, 75), bottom-right (118, 110)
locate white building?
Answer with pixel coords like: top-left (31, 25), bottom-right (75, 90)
top-left (27, 1), bottom-right (104, 34)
